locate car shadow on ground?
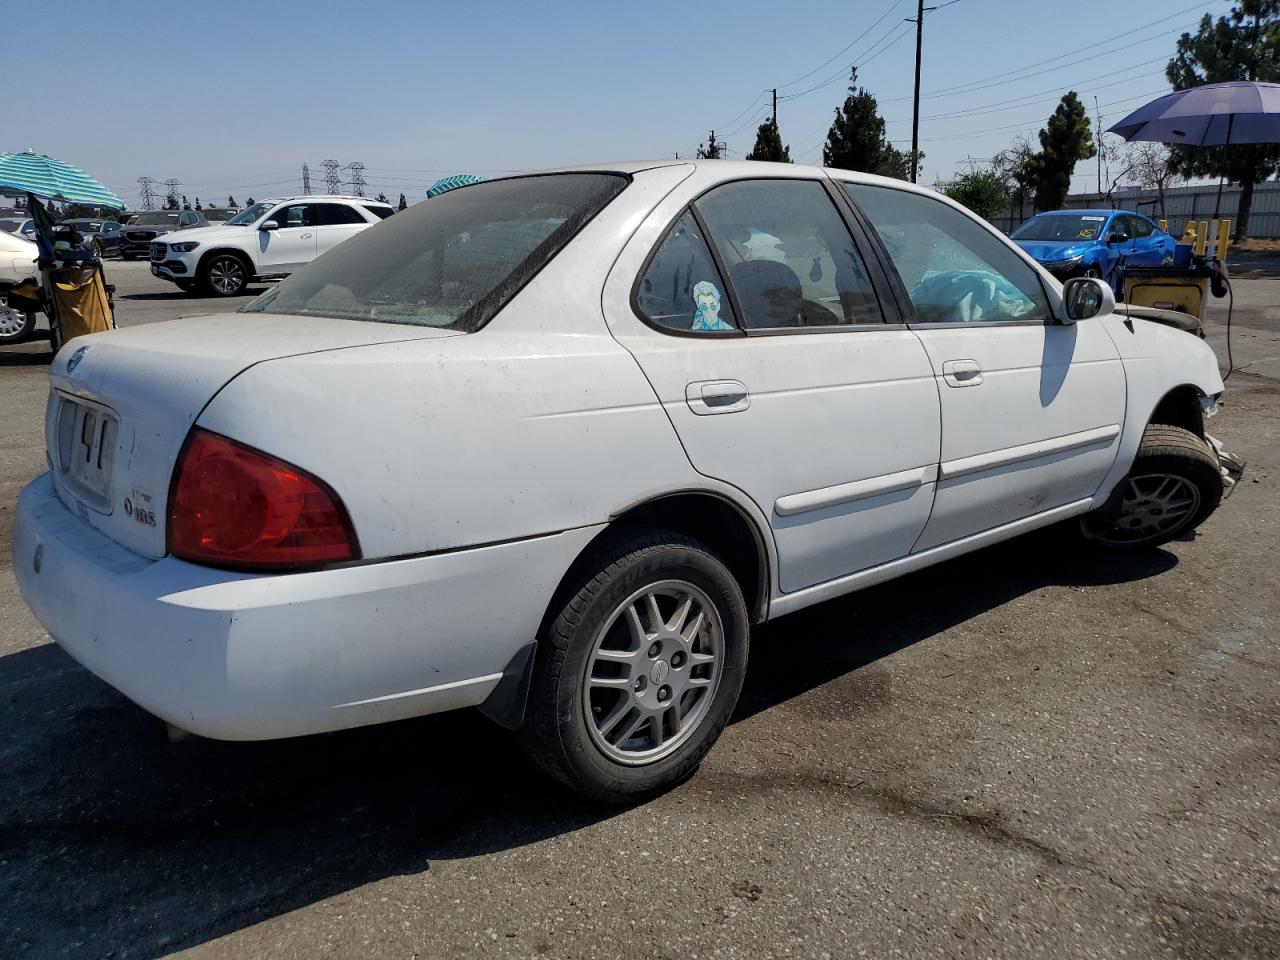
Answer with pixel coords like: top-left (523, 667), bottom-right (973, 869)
top-left (0, 344), bottom-right (52, 366)
top-left (0, 530), bottom-right (1176, 959)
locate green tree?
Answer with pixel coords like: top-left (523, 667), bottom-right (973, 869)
top-left (1030, 91), bottom-right (1095, 211)
top-left (822, 68), bottom-right (918, 179)
top-left (246, 196), bottom-right (255, 206)
top-left (992, 134), bottom-right (1038, 218)
top-left (227, 195), bottom-right (237, 208)
top-left (746, 117), bottom-right (791, 163)
top-left (181, 194), bottom-right (191, 211)
top-left (398, 192), bottom-right (408, 211)
top-left (376, 191), bottom-right (389, 203)
top-left (194, 197), bottom-right (203, 211)
top-left (1167, 0), bottom-right (1280, 239)
top-left (942, 170), bottom-right (1009, 221)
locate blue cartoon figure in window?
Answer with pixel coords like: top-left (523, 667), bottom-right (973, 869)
top-left (691, 280), bottom-right (732, 331)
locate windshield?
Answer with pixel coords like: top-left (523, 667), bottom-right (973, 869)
top-left (244, 173), bottom-right (629, 330)
top-left (0, 221), bottom-right (21, 233)
top-left (225, 202), bottom-right (272, 225)
top-left (65, 220), bottom-right (102, 231)
top-left (131, 212), bottom-right (182, 226)
top-left (203, 209), bottom-right (234, 221)
top-left (1011, 214), bottom-right (1110, 242)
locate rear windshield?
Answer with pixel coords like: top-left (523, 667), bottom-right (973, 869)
top-left (244, 173), bottom-right (629, 331)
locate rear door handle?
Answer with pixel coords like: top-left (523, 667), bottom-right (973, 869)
top-left (686, 380), bottom-right (750, 415)
top-left (942, 359), bottom-right (983, 387)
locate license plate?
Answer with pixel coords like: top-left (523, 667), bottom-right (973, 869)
top-left (56, 398), bottom-right (118, 509)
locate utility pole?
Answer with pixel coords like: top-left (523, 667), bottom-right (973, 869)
top-left (301, 162), bottom-right (312, 194)
top-left (1095, 96), bottom-right (1104, 198)
top-left (909, 0), bottom-right (926, 183)
top-left (772, 88), bottom-right (777, 125)
top-left (136, 176), bottom-right (158, 210)
top-left (322, 159), bottom-right (342, 194)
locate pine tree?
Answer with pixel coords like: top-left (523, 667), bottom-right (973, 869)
top-left (181, 194), bottom-right (191, 211)
top-left (822, 68), bottom-right (917, 179)
top-left (398, 192), bottom-right (408, 211)
top-left (246, 197), bottom-right (255, 206)
top-left (376, 191), bottom-right (389, 203)
top-left (227, 195), bottom-right (237, 208)
top-left (746, 117), bottom-right (792, 163)
top-left (194, 197), bottom-right (203, 210)
top-left (696, 131), bottom-right (723, 159)
top-left (1166, 0), bottom-right (1280, 239)
top-left (1029, 92), bottom-right (1095, 211)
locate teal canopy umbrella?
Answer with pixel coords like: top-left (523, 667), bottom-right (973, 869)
top-left (426, 174), bottom-right (486, 198)
top-left (0, 150), bottom-right (126, 210)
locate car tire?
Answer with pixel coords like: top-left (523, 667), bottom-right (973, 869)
top-left (521, 530), bottom-right (749, 803)
top-left (200, 253), bottom-right (250, 297)
top-left (0, 304), bottom-right (36, 344)
top-left (1079, 424), bottom-right (1223, 549)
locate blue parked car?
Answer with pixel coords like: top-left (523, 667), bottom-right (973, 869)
top-left (1011, 209), bottom-right (1175, 289)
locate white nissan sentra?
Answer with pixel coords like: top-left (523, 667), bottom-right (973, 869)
top-left (14, 161), bottom-right (1241, 801)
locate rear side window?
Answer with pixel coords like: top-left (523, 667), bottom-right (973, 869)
top-left (636, 210), bottom-right (739, 334)
top-left (842, 182), bottom-right (1050, 324)
top-left (245, 173), bottom-right (628, 330)
top-left (362, 205), bottom-right (395, 220)
top-left (312, 203), bottom-right (368, 226)
top-left (694, 179), bottom-right (883, 328)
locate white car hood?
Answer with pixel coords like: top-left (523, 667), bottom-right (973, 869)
top-left (150, 224), bottom-right (254, 245)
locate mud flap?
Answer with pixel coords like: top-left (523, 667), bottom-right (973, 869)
top-left (477, 641), bottom-right (537, 730)
top-left (1206, 434), bottom-right (1246, 500)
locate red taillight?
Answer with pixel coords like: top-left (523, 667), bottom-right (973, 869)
top-left (168, 429), bottom-right (359, 570)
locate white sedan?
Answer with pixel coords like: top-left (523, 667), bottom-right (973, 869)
top-left (14, 161), bottom-right (1239, 802)
top-left (0, 228), bottom-right (38, 343)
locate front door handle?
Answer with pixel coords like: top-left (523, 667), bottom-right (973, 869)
top-left (686, 380), bottom-right (750, 415)
top-left (942, 359), bottom-right (983, 387)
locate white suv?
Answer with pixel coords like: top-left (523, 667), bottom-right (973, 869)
top-left (149, 195), bottom-right (394, 296)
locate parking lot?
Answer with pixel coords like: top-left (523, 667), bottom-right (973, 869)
top-left (1, 262), bottom-right (1278, 959)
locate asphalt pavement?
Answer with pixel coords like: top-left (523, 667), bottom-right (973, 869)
top-left (1, 262), bottom-right (1277, 959)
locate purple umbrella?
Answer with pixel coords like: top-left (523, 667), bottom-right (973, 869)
top-left (1108, 81), bottom-right (1280, 217)
top-left (1107, 81), bottom-right (1280, 146)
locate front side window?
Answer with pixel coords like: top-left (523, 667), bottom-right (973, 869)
top-left (270, 204), bottom-right (312, 228)
top-left (1130, 216), bottom-right (1154, 238)
top-left (245, 173), bottom-right (628, 330)
top-left (225, 202), bottom-right (272, 226)
top-left (695, 180), bottom-right (883, 328)
top-left (843, 182), bottom-right (1050, 324)
top-left (636, 210), bottom-right (738, 334)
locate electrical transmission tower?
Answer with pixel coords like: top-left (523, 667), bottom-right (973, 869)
top-left (301, 162), bottom-right (312, 194)
top-left (322, 159), bottom-right (342, 194)
top-left (345, 161), bottom-right (366, 197)
top-left (162, 178), bottom-right (182, 209)
top-left (137, 176), bottom-right (158, 210)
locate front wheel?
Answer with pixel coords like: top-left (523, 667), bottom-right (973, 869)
top-left (200, 253), bottom-right (249, 297)
top-left (1080, 424), bottom-right (1223, 548)
top-left (522, 531), bottom-right (749, 803)
top-left (0, 304), bottom-right (36, 344)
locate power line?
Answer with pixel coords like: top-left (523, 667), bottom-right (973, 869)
top-left (322, 159), bottom-right (342, 194)
top-left (345, 161), bottom-right (367, 197)
top-left (162, 178), bottom-right (181, 209)
top-left (776, 0), bottom-right (907, 90)
top-left (301, 162), bottom-right (312, 194)
top-left (136, 176), bottom-right (157, 210)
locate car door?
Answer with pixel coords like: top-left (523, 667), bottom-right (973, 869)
top-left (311, 202), bottom-right (371, 256)
top-left (839, 180), bottom-right (1126, 551)
top-left (603, 175), bottom-right (941, 594)
top-left (257, 202), bottom-right (318, 273)
top-left (1129, 214), bottom-right (1170, 265)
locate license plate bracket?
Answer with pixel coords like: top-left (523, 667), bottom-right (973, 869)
top-left (56, 396), bottom-right (117, 511)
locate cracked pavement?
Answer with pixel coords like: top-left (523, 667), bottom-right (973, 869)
top-left (0, 263), bottom-right (1277, 959)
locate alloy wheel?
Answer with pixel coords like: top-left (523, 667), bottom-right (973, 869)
top-left (208, 257), bottom-right (245, 295)
top-left (582, 579), bottom-right (724, 766)
top-left (1086, 473), bottom-right (1201, 545)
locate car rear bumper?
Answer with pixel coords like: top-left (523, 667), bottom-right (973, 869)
top-left (14, 472), bottom-right (600, 740)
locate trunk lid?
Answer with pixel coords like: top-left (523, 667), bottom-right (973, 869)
top-left (46, 312), bottom-right (462, 558)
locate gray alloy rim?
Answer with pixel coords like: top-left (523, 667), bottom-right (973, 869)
top-left (209, 257), bottom-right (244, 295)
top-left (0, 304), bottom-right (30, 338)
top-left (1086, 473), bottom-right (1201, 545)
top-left (582, 579), bottom-right (724, 766)
top-left (1082, 266), bottom-right (1100, 278)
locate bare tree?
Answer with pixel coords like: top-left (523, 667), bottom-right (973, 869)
top-left (992, 134), bottom-right (1038, 221)
top-left (1127, 143), bottom-right (1181, 221)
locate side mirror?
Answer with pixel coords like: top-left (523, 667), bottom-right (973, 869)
top-left (1061, 276), bottom-right (1114, 324)
top-left (260, 220), bottom-right (279, 231)
top-left (1106, 231), bottom-right (1130, 245)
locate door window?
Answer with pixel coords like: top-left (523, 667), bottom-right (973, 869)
top-left (270, 204), bottom-right (313, 228)
top-left (842, 182), bottom-right (1050, 324)
top-left (694, 180), bottom-right (883, 328)
top-left (1107, 215), bottom-right (1133, 242)
top-left (635, 210), bottom-right (739, 334)
top-left (312, 203), bottom-right (368, 226)
top-left (1130, 216), bottom-right (1154, 238)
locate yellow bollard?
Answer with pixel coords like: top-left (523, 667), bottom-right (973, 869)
top-left (1215, 219), bottom-right (1231, 259)
top-left (1195, 221), bottom-right (1210, 257)
top-left (1159, 218), bottom-right (1168, 233)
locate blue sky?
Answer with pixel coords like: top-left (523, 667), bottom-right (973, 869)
top-left (11, 0), bottom-right (1230, 207)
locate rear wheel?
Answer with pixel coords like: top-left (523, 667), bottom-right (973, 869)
top-left (522, 531), bottom-right (749, 803)
top-left (0, 304), bottom-right (36, 344)
top-left (200, 253), bottom-right (249, 297)
top-left (1080, 424), bottom-right (1223, 549)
